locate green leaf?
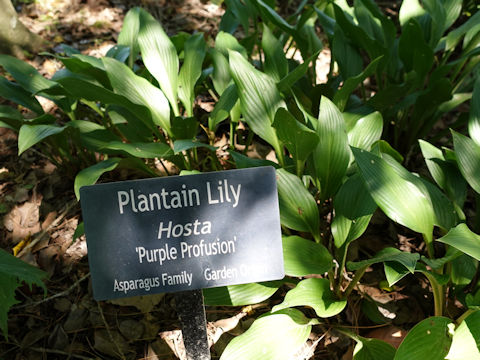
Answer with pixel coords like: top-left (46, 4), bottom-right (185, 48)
top-left (230, 151), bottom-right (278, 169)
top-left (334, 173), bottom-right (377, 220)
top-left (210, 48), bottom-right (232, 96)
top-left (101, 141), bottom-right (173, 159)
top-left (0, 249), bottom-right (47, 339)
top-left (332, 213), bottom-right (372, 249)
top-left (262, 24), bottom-right (288, 82)
top-left (229, 50), bottom-right (284, 160)
top-left (445, 11), bottom-right (480, 51)
top-left (276, 169), bottom-right (321, 242)
top-left (137, 9), bottom-right (179, 115)
top-left (334, 56), bottom-right (382, 112)
top-left (0, 105), bottom-right (23, 131)
top-left (352, 148), bottom-right (434, 239)
top-left (102, 57), bottom-right (171, 136)
top-left (171, 116), bottom-right (198, 140)
top-left (118, 7), bottom-right (141, 68)
top-left (272, 108), bottom-right (319, 166)
top-left (277, 51), bottom-right (320, 94)
top-left (215, 31), bottom-right (247, 58)
top-left (18, 124), bottom-right (65, 155)
top-left (75, 158), bottom-right (121, 200)
top-left (209, 83), bottom-right (239, 130)
top-left (0, 54), bottom-right (57, 94)
top-left (398, 19), bottom-right (434, 79)
top-left (0, 77), bottom-right (44, 114)
top-left (203, 281), bottom-right (281, 306)
top-left (332, 27), bottom-right (363, 80)
top-left (346, 111), bottom-right (383, 151)
top-left (173, 139), bottom-right (216, 153)
top-left (348, 247), bottom-right (420, 273)
top-left (446, 311), bottom-right (480, 359)
top-left (283, 236), bottom-right (332, 277)
top-left (419, 140), bottom-right (467, 208)
top-left (469, 76), bottom-right (480, 146)
top-left (384, 262), bottom-right (410, 287)
top-left (452, 129), bottom-right (480, 194)
top-left (178, 33), bottom-right (207, 116)
top-left (313, 96), bottom-right (351, 199)
top-left (272, 278), bottom-right (347, 318)
top-left (353, 336), bottom-right (396, 360)
top-left (399, 0), bottom-right (425, 27)
top-left (394, 316), bottom-right (453, 360)
top-left (220, 308), bottom-right (316, 360)
top-left (437, 224), bottom-right (480, 261)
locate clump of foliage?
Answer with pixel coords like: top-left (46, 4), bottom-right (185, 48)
top-left (1, 1), bottom-right (480, 359)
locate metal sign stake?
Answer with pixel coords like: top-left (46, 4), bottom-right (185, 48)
top-left (174, 289), bottom-right (211, 360)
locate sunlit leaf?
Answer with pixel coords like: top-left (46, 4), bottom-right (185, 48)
top-left (452, 129), bottom-right (480, 194)
top-left (446, 310), bottom-right (480, 359)
top-left (272, 278), bottom-right (346, 318)
top-left (137, 9), bottom-right (179, 115)
top-left (437, 223), bottom-right (480, 261)
top-left (348, 247), bottom-right (420, 273)
top-left (18, 124), bottom-right (65, 155)
top-left (276, 169), bottom-right (320, 242)
top-left (313, 96), bottom-right (351, 199)
top-left (394, 317), bottom-right (452, 360)
top-left (229, 50), bottom-right (284, 158)
top-left (220, 309), bottom-right (316, 360)
top-left (346, 111), bottom-right (383, 152)
top-left (118, 7), bottom-right (141, 68)
top-left (203, 281), bottom-right (281, 306)
top-left (101, 141), bottom-right (173, 159)
top-left (178, 33), bottom-right (206, 116)
top-left (283, 236), bottom-right (332, 277)
top-left (469, 76), bottom-right (480, 146)
top-left (352, 148), bottom-right (434, 239)
top-left (102, 57), bottom-right (171, 136)
top-left (262, 24), bottom-right (288, 82)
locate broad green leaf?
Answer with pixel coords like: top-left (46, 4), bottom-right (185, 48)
top-left (334, 54), bottom-right (382, 111)
top-left (352, 148), bottom-right (434, 239)
top-left (469, 76), bottom-right (480, 146)
top-left (277, 51), bottom-right (320, 94)
top-left (56, 54), bottom-right (109, 87)
top-left (394, 316), bottom-right (452, 360)
top-left (0, 54), bottom-right (57, 94)
top-left (313, 96), bottom-right (350, 199)
top-left (332, 27), bottom-right (363, 80)
top-left (220, 308), bottom-right (316, 360)
top-left (106, 44), bottom-right (130, 63)
top-left (283, 236), bottom-right (333, 277)
top-left (203, 281), bottom-right (281, 306)
top-left (230, 151), bottom-right (278, 169)
top-left (334, 173), bottom-right (377, 220)
top-left (0, 77), bottom-right (44, 114)
top-left (0, 105), bottom-right (23, 130)
top-left (419, 140), bottom-right (467, 208)
top-left (210, 48), bottom-right (232, 95)
top-left (446, 310), bottom-right (480, 360)
top-left (75, 158), bottom-right (121, 200)
top-left (171, 116), bottom-right (198, 140)
top-left (415, 262), bottom-right (450, 286)
top-left (346, 111), bottom-right (383, 151)
top-left (101, 141), bottom-right (173, 159)
top-left (102, 57), bottom-right (171, 136)
top-left (399, 0), bottom-right (425, 27)
top-left (332, 213), bottom-right (372, 248)
top-left (137, 9), bottom-right (179, 115)
top-left (178, 33), bottom-right (207, 117)
top-left (437, 223), bottom-right (480, 261)
top-left (276, 169), bottom-right (321, 242)
top-left (173, 139), bottom-right (216, 153)
top-left (353, 336), bottom-right (396, 360)
top-left (348, 247), bottom-right (420, 273)
top-left (0, 249), bottom-right (47, 338)
top-left (398, 19), bottom-right (434, 79)
top-left (18, 124), bottom-right (65, 155)
top-left (272, 108), bottom-right (319, 166)
top-left (215, 31), bottom-right (247, 59)
top-left (229, 50), bottom-right (284, 158)
top-left (446, 11), bottom-right (480, 51)
top-left (118, 7), bottom-right (141, 68)
top-left (452, 129), bottom-right (480, 194)
top-left (262, 24), bottom-right (288, 82)
top-left (384, 262), bottom-right (410, 287)
top-left (209, 83), bottom-right (239, 130)
top-left (272, 278), bottom-right (347, 318)
top-left (421, 247), bottom-right (462, 271)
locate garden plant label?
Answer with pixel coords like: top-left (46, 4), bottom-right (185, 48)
top-left (80, 166), bottom-right (284, 300)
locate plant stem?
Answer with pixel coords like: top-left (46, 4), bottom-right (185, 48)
top-left (423, 271), bottom-right (444, 317)
top-left (343, 265), bottom-right (368, 298)
top-left (335, 243), bottom-right (349, 298)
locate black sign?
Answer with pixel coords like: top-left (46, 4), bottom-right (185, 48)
top-left (80, 166), bottom-right (284, 300)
